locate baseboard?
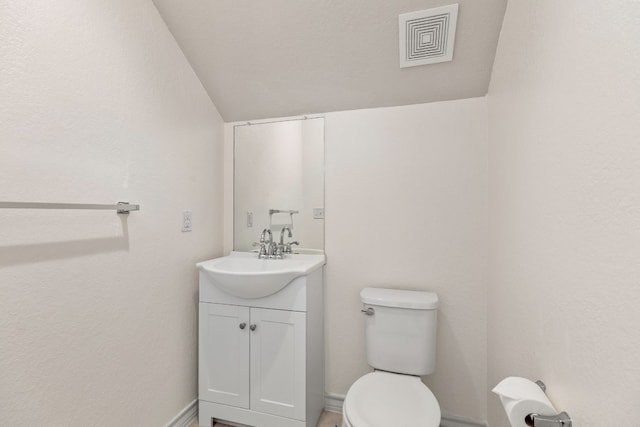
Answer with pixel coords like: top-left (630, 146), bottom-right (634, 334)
top-left (165, 399), bottom-right (198, 427)
top-left (168, 395), bottom-right (488, 427)
top-left (324, 393), bottom-right (345, 414)
top-left (439, 413), bottom-right (488, 427)
top-left (324, 393), bottom-right (487, 427)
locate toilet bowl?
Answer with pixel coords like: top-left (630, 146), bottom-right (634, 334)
top-left (342, 371), bottom-right (440, 427)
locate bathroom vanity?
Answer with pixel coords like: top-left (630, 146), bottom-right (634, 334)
top-left (197, 252), bottom-right (325, 427)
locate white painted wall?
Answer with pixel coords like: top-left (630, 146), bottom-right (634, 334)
top-left (224, 100), bottom-right (488, 421)
top-left (324, 99), bottom-right (488, 421)
top-left (0, 1), bottom-right (224, 426)
top-left (487, 1), bottom-right (640, 426)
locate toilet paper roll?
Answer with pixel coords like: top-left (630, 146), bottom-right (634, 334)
top-left (492, 377), bottom-right (557, 427)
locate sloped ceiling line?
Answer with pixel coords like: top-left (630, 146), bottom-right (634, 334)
top-left (152, 0), bottom-right (508, 122)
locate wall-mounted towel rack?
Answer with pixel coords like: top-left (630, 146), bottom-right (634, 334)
top-left (268, 209), bottom-right (299, 215)
top-left (0, 201), bottom-right (140, 215)
top-left (269, 209), bottom-right (299, 230)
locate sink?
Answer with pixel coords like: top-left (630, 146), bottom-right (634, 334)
top-left (197, 251), bottom-right (325, 299)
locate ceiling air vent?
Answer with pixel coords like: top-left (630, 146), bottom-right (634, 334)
top-left (399, 4), bottom-right (459, 68)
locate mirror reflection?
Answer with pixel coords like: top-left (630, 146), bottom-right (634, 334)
top-left (233, 118), bottom-right (324, 253)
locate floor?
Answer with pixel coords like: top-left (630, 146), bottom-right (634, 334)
top-left (189, 410), bottom-right (342, 427)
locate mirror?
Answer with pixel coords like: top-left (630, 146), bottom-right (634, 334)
top-left (233, 117), bottom-right (324, 252)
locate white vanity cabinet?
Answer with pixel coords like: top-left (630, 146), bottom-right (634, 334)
top-left (198, 264), bottom-right (324, 427)
top-left (199, 304), bottom-right (306, 419)
top-left (198, 303), bottom-right (250, 409)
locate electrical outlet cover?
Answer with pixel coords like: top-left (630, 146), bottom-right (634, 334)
top-left (182, 210), bottom-right (193, 232)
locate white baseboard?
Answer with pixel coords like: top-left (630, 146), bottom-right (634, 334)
top-left (439, 413), bottom-right (488, 427)
top-left (171, 396), bottom-right (488, 427)
top-left (324, 393), bottom-right (346, 414)
top-left (165, 399), bottom-right (198, 427)
top-left (324, 393), bottom-right (487, 427)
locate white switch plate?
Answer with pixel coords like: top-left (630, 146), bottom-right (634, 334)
top-left (182, 210), bottom-right (192, 232)
top-left (313, 207), bottom-right (325, 219)
top-left (247, 210), bottom-right (253, 228)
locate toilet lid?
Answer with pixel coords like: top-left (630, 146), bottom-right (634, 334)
top-left (344, 371), bottom-right (440, 427)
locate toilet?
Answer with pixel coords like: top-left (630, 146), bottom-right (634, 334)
top-left (342, 288), bottom-right (441, 427)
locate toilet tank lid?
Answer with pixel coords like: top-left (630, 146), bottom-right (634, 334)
top-left (360, 288), bottom-right (439, 310)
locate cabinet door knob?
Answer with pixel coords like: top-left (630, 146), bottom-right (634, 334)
top-left (249, 324), bottom-right (257, 331)
top-left (239, 322), bottom-right (247, 330)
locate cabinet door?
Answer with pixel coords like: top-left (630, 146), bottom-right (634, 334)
top-left (199, 303), bottom-right (250, 408)
top-left (249, 308), bottom-right (306, 420)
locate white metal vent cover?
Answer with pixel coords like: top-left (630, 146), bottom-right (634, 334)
top-left (399, 4), bottom-right (459, 68)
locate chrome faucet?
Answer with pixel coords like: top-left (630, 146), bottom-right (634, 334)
top-left (257, 227), bottom-right (296, 259)
top-left (279, 227), bottom-right (292, 245)
top-left (279, 227), bottom-right (299, 254)
top-left (269, 227), bottom-right (291, 259)
top-left (258, 228), bottom-right (272, 259)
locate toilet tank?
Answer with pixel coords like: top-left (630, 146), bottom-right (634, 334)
top-left (360, 288), bottom-right (439, 376)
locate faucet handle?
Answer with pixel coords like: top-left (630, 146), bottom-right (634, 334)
top-left (258, 245), bottom-right (268, 259)
top-left (284, 241), bottom-right (299, 254)
top-left (253, 241), bottom-right (268, 258)
top-left (274, 243), bottom-right (285, 259)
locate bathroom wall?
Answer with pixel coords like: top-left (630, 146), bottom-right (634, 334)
top-left (487, 1), bottom-right (640, 426)
top-left (224, 99), bottom-right (488, 422)
top-left (323, 99), bottom-right (488, 421)
top-left (0, 1), bottom-right (224, 426)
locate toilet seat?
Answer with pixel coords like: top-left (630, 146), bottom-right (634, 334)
top-left (343, 371), bottom-right (440, 427)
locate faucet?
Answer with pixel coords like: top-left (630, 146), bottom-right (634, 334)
top-left (258, 228), bottom-right (272, 259)
top-left (280, 227), bottom-right (292, 246)
top-left (279, 227), bottom-right (299, 254)
top-left (269, 227), bottom-right (292, 259)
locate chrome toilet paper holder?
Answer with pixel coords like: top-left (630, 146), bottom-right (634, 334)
top-left (525, 411), bottom-right (572, 427)
top-left (525, 381), bottom-right (572, 427)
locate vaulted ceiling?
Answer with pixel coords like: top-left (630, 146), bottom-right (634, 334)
top-left (152, 1), bottom-right (508, 122)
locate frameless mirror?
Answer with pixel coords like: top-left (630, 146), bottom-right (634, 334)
top-left (233, 117), bottom-right (324, 252)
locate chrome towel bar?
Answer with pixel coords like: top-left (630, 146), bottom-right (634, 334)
top-left (268, 209), bottom-right (299, 215)
top-left (0, 201), bottom-right (140, 215)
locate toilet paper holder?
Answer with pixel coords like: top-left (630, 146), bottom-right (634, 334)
top-left (525, 412), bottom-right (572, 427)
top-left (525, 381), bottom-right (572, 427)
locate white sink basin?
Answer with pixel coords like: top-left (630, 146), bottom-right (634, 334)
top-left (197, 251), bottom-right (325, 299)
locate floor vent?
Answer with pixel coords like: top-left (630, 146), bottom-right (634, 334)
top-left (399, 4), bottom-right (459, 68)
